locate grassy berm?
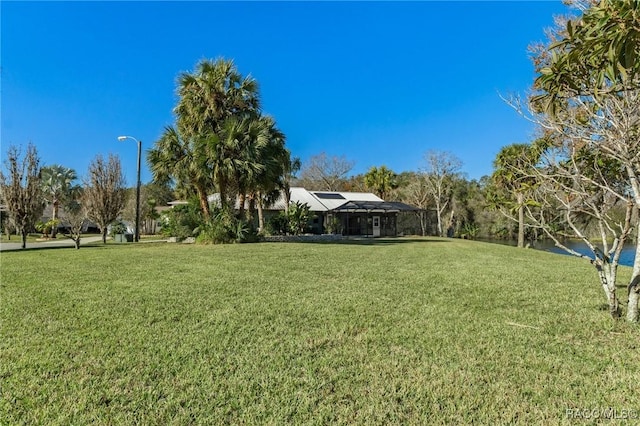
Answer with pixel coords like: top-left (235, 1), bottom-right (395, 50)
top-left (1, 238), bottom-right (638, 424)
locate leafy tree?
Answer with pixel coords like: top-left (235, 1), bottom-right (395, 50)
top-left (41, 164), bottom-right (78, 238)
top-left (518, 0), bottom-right (640, 322)
top-left (532, 0), bottom-right (640, 113)
top-left (84, 154), bottom-right (127, 244)
top-left (364, 165), bottom-right (396, 199)
top-left (0, 144), bottom-right (45, 249)
top-left (491, 141), bottom-right (546, 248)
top-left (516, 140), bottom-right (633, 319)
top-left (449, 177), bottom-right (484, 239)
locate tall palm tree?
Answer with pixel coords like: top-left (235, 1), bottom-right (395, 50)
top-left (246, 116), bottom-right (292, 228)
top-left (148, 58), bottom-right (263, 218)
top-left (41, 165), bottom-right (78, 237)
top-left (175, 58), bottom-right (260, 140)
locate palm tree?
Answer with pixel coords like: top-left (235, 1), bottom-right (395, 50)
top-left (148, 126), bottom-right (213, 218)
top-left (148, 58), bottom-right (263, 219)
top-left (364, 165), bottom-right (396, 200)
top-left (247, 116), bottom-right (292, 229)
top-left (41, 165), bottom-right (78, 237)
top-left (175, 58), bottom-right (260, 140)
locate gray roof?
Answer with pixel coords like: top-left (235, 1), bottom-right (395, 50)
top-left (268, 188), bottom-right (384, 212)
top-left (198, 188), bottom-right (415, 213)
top-left (330, 200), bottom-right (419, 213)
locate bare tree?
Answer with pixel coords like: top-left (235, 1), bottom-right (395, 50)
top-left (510, 0), bottom-right (640, 322)
top-left (297, 152), bottom-right (354, 191)
top-left (421, 150), bottom-right (462, 237)
top-left (84, 154), bottom-right (127, 244)
top-left (509, 139), bottom-right (633, 319)
top-left (0, 144), bottom-right (45, 249)
top-left (400, 174), bottom-right (432, 236)
top-left (60, 196), bottom-right (86, 250)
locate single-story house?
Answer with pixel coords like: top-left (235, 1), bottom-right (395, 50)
top-left (202, 187), bottom-right (418, 236)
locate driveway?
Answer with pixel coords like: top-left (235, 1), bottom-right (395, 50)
top-left (0, 236), bottom-right (105, 252)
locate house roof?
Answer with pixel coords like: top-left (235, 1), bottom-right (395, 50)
top-left (195, 187), bottom-right (417, 213)
top-left (270, 188), bottom-right (385, 212)
top-left (331, 200), bottom-right (419, 213)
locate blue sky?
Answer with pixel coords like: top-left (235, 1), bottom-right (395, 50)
top-left (2, 1), bottom-right (570, 186)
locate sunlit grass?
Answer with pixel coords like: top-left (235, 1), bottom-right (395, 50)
top-left (1, 238), bottom-right (638, 424)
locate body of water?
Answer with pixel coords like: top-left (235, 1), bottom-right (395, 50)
top-left (479, 238), bottom-right (637, 267)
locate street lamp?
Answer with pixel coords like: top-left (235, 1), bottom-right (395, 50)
top-left (117, 135), bottom-right (141, 242)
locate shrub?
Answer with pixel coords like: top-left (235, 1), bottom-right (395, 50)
top-left (196, 208), bottom-right (257, 244)
top-left (160, 203), bottom-right (202, 239)
top-left (109, 221), bottom-right (128, 237)
top-left (267, 212), bottom-right (289, 236)
top-left (287, 202), bottom-right (310, 235)
top-left (35, 219), bottom-right (60, 237)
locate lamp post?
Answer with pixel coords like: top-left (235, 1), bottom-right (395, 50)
top-left (117, 135), bottom-right (141, 242)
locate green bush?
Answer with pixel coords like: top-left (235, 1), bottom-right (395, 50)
top-left (35, 219), bottom-right (60, 237)
top-left (196, 208), bottom-right (257, 244)
top-left (287, 202), bottom-right (311, 235)
top-left (160, 203), bottom-right (202, 239)
top-left (267, 212), bottom-right (289, 236)
top-left (109, 221), bottom-right (128, 237)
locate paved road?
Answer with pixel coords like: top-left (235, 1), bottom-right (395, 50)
top-left (0, 236), bottom-right (105, 252)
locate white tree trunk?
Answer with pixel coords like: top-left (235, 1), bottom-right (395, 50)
top-left (517, 193), bottom-right (525, 248)
top-left (435, 201), bottom-right (443, 237)
top-left (257, 196), bottom-right (265, 233)
top-left (627, 231), bottom-right (640, 322)
top-left (597, 262), bottom-right (620, 319)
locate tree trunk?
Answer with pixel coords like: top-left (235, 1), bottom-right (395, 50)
top-left (238, 193), bottom-right (246, 218)
top-left (52, 200), bottom-right (59, 238)
top-left (446, 210), bottom-right (455, 237)
top-left (436, 201), bottom-right (443, 237)
top-left (417, 211), bottom-right (426, 236)
top-left (196, 186), bottom-right (210, 219)
top-left (627, 230), bottom-right (640, 322)
top-left (257, 194), bottom-right (265, 232)
top-left (517, 193), bottom-right (525, 248)
top-left (21, 228), bottom-right (27, 249)
top-left (74, 237), bottom-right (81, 250)
top-left (628, 283), bottom-right (639, 322)
top-left (284, 187), bottom-right (291, 214)
top-left (102, 228), bottom-right (108, 244)
top-left (596, 262), bottom-right (621, 319)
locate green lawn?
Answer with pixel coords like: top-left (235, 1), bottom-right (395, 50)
top-left (1, 238), bottom-right (638, 424)
top-left (0, 233), bottom-right (42, 243)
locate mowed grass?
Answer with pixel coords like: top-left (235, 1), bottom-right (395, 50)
top-left (1, 238), bottom-right (639, 425)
